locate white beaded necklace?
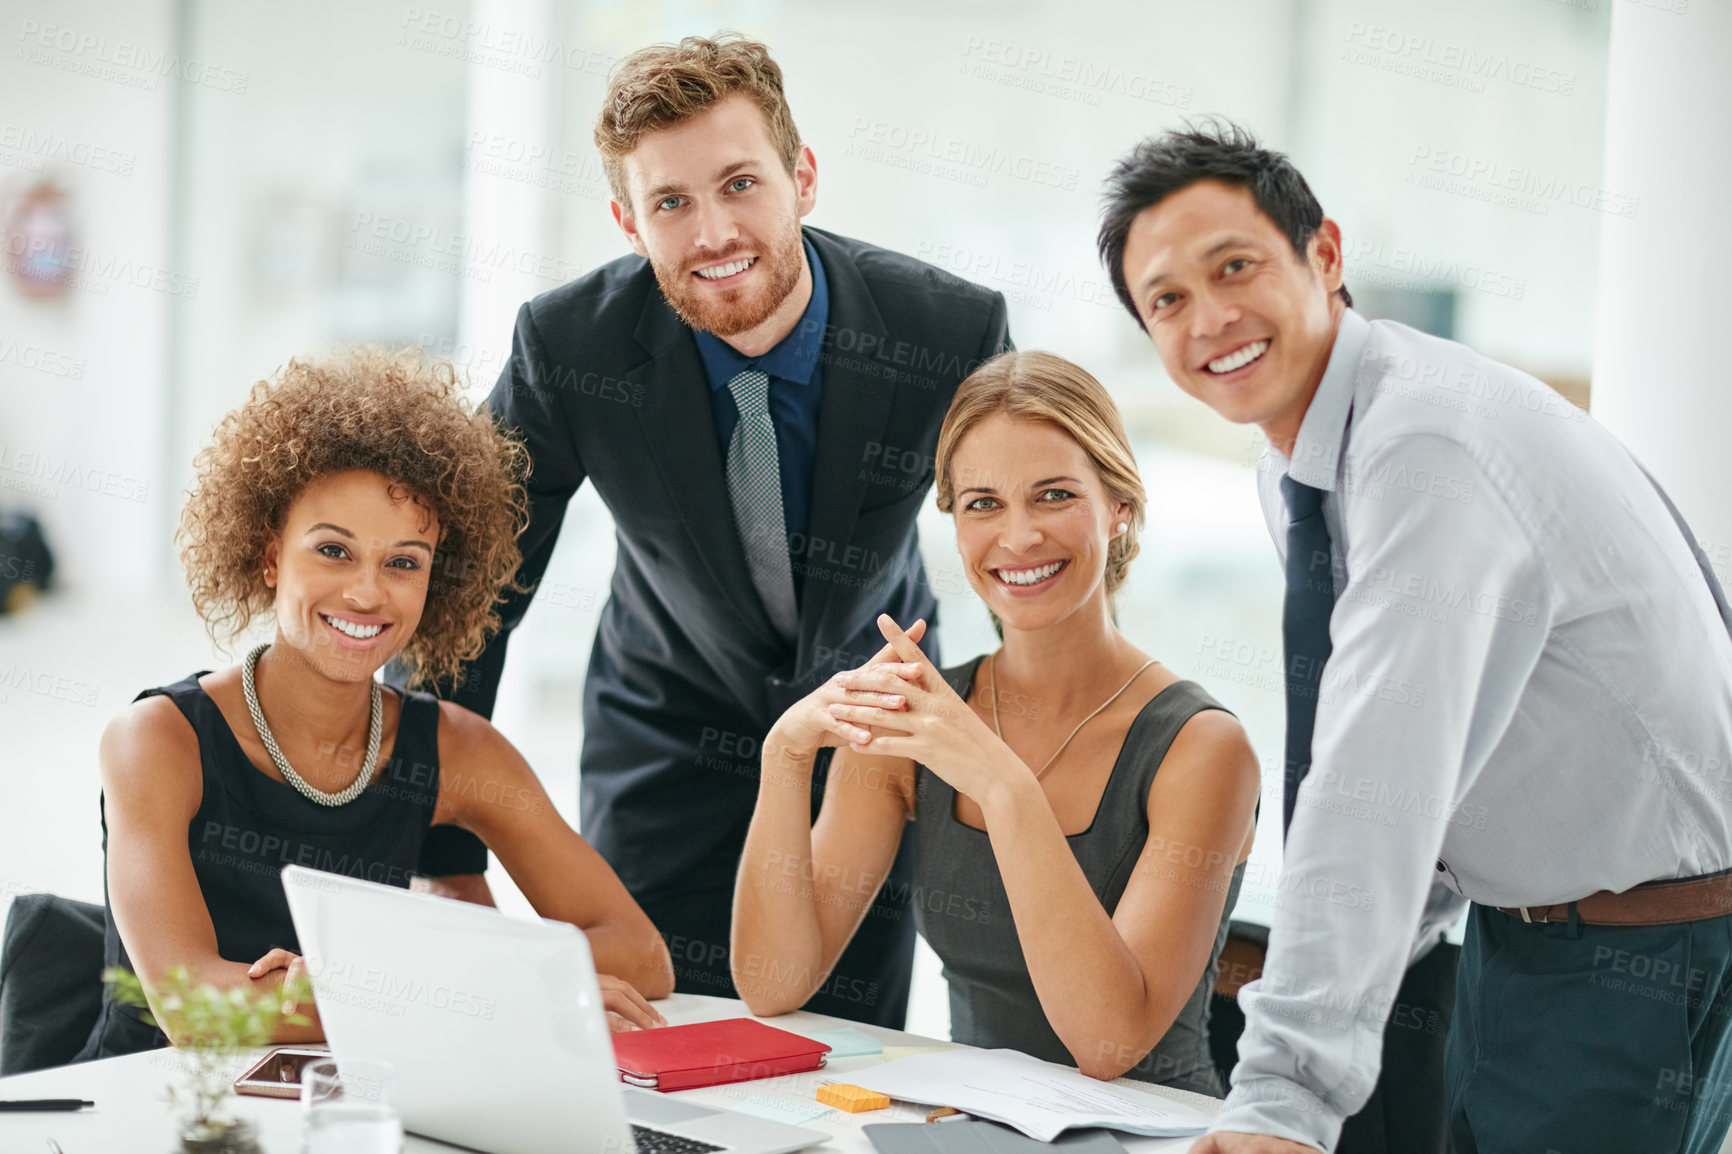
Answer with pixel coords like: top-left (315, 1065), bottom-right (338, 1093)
top-left (242, 643), bottom-right (383, 807)
top-left (988, 652), bottom-right (1155, 780)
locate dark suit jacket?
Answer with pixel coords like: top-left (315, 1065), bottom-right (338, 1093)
top-left (419, 226), bottom-right (1010, 898)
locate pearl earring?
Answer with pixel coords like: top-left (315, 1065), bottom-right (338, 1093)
top-left (1116, 523), bottom-right (1128, 534)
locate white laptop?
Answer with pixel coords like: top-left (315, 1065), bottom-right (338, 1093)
top-left (281, 865), bottom-right (831, 1154)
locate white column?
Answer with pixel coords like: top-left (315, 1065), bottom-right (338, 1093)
top-left (1590, 0), bottom-right (1732, 563)
top-left (457, 0), bottom-right (554, 405)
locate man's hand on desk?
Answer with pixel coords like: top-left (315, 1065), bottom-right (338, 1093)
top-left (1190, 1134), bottom-right (1322, 1154)
top-left (411, 873), bottom-right (497, 906)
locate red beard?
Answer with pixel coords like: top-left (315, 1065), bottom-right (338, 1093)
top-left (652, 220), bottom-right (804, 337)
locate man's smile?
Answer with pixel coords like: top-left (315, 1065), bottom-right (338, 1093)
top-left (1203, 339), bottom-right (1270, 375)
top-left (693, 256), bottom-right (758, 282)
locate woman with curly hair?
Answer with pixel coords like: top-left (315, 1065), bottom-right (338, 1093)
top-left (77, 348), bottom-right (672, 1059)
top-left (734, 351), bottom-right (1259, 1092)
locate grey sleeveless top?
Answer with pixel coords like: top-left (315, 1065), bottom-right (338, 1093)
top-left (913, 656), bottom-right (1245, 1096)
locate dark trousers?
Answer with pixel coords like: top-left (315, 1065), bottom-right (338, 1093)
top-left (639, 830), bottom-right (917, 1029)
top-left (1336, 940), bottom-right (1458, 1154)
top-left (1447, 902), bottom-right (1732, 1154)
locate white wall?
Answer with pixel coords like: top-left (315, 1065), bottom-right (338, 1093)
top-left (0, 0), bottom-right (178, 592)
top-left (169, 0), bottom-right (471, 530)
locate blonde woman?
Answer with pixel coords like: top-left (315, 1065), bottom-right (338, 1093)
top-left (733, 351), bottom-right (1259, 1092)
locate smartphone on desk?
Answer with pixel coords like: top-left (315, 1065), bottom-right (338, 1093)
top-left (233, 1045), bottom-right (330, 1098)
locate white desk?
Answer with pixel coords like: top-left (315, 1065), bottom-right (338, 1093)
top-left (0, 994), bottom-right (1216, 1153)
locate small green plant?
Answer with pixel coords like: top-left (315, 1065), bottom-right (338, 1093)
top-left (104, 966), bottom-right (312, 1147)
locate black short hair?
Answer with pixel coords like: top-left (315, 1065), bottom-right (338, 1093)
top-left (1097, 117), bottom-right (1351, 324)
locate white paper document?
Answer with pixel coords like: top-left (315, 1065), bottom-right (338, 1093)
top-left (849, 1049), bottom-right (1212, 1141)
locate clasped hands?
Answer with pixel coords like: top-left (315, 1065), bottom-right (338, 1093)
top-left (772, 613), bottom-right (1021, 809)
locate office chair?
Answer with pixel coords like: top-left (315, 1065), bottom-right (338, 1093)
top-left (0, 893), bottom-right (106, 1074)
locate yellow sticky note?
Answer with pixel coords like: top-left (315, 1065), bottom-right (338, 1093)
top-left (816, 1083), bottom-right (891, 1113)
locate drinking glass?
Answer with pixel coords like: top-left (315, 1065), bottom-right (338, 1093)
top-left (300, 1058), bottom-right (403, 1154)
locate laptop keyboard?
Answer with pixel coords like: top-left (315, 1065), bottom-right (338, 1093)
top-left (632, 1124), bottom-right (725, 1154)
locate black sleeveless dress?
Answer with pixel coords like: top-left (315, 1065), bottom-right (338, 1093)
top-left (77, 672), bottom-right (443, 1059)
top-left (913, 656), bottom-right (1246, 1096)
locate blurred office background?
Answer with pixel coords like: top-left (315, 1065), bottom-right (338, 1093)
top-left (2, 0), bottom-right (1724, 1043)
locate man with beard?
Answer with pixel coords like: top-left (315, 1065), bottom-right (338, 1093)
top-left (410, 34), bottom-right (1010, 1027)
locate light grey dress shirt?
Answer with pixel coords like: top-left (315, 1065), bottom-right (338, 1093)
top-left (1211, 308), bottom-right (1732, 1148)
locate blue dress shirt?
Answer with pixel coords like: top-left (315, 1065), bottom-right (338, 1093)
top-left (693, 235), bottom-right (828, 590)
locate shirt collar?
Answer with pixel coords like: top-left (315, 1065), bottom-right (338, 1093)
top-left (694, 234), bottom-right (829, 390)
top-left (1281, 307), bottom-right (1372, 491)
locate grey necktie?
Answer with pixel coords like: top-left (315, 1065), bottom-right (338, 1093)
top-left (725, 370), bottom-right (798, 639)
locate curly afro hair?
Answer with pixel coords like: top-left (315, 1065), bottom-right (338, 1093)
top-left (178, 347), bottom-right (529, 688)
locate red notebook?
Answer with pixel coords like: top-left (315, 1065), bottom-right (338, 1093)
top-left (612, 1018), bottom-right (831, 1092)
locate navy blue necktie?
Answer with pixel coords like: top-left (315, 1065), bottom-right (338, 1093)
top-left (1281, 474), bottom-right (1335, 839)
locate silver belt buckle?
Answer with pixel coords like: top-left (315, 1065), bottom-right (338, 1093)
top-left (1515, 906), bottom-right (1542, 924)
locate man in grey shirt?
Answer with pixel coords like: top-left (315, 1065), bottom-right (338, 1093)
top-left (1098, 122), bottom-right (1732, 1153)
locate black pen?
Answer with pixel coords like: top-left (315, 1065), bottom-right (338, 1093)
top-left (0, 1099), bottom-right (94, 1111)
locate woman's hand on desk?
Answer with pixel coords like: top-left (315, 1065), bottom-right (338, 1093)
top-left (599, 973), bottom-right (666, 1031)
top-left (764, 619), bottom-right (927, 767)
top-left (248, 948), bottom-right (312, 1015)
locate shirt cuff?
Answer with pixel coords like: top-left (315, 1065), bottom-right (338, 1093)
top-left (1208, 1076), bottom-right (1343, 1152)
